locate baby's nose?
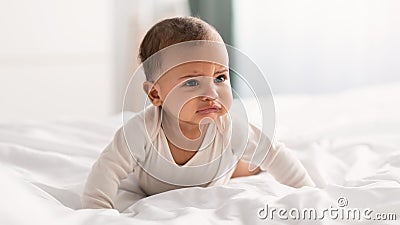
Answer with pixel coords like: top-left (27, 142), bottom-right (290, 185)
top-left (200, 82), bottom-right (219, 101)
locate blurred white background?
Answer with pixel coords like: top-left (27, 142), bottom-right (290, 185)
top-left (0, 0), bottom-right (114, 121)
top-left (234, 0), bottom-right (400, 95)
top-left (0, 0), bottom-right (399, 121)
top-left (0, 0), bottom-right (188, 121)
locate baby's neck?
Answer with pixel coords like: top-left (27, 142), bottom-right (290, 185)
top-left (178, 120), bottom-right (207, 140)
top-left (161, 111), bottom-right (208, 150)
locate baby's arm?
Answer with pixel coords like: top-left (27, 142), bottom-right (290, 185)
top-left (239, 124), bottom-right (315, 188)
top-left (82, 128), bottom-right (134, 209)
top-left (259, 141), bottom-right (315, 187)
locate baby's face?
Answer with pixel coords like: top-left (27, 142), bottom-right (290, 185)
top-left (151, 61), bottom-right (233, 124)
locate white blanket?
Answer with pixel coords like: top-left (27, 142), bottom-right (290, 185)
top-left (1, 84), bottom-right (399, 225)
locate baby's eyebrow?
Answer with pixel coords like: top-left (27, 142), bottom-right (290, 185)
top-left (179, 68), bottom-right (228, 80)
top-left (178, 74), bottom-right (202, 80)
top-left (179, 69), bottom-right (229, 80)
top-left (214, 68), bottom-right (228, 74)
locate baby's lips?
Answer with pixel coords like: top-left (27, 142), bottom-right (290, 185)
top-left (196, 100), bottom-right (225, 112)
top-left (196, 107), bottom-right (221, 114)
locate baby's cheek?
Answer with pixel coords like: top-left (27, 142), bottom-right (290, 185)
top-left (167, 91), bottom-right (207, 121)
top-left (218, 85), bottom-right (233, 111)
top-left (161, 90), bottom-right (190, 117)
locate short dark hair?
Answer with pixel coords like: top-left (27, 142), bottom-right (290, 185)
top-left (139, 16), bottom-right (220, 81)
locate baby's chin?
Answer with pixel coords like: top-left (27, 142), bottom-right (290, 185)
top-left (198, 117), bottom-right (217, 125)
top-left (191, 111), bottom-right (229, 125)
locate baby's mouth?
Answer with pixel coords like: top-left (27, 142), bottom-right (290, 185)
top-left (196, 105), bottom-right (222, 114)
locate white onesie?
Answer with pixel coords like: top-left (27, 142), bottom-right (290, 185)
top-left (82, 106), bottom-right (315, 209)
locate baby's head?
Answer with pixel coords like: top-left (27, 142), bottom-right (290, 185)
top-left (139, 17), bottom-right (233, 125)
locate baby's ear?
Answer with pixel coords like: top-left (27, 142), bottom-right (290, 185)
top-left (143, 81), bottom-right (163, 106)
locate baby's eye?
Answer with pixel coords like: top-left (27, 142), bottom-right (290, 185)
top-left (214, 74), bottom-right (227, 83)
top-left (183, 79), bottom-right (199, 87)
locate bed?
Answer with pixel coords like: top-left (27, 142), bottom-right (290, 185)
top-left (1, 83), bottom-right (399, 225)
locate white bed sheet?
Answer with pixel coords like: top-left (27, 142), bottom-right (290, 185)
top-left (1, 83), bottom-right (400, 225)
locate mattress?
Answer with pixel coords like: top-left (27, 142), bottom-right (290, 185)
top-left (1, 83), bottom-right (399, 225)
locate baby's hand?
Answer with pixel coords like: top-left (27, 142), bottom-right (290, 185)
top-left (231, 160), bottom-right (261, 178)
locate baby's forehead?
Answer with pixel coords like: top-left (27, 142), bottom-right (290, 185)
top-left (164, 62), bottom-right (228, 79)
top-left (173, 62), bottom-right (228, 73)
top-left (154, 62), bottom-right (229, 85)
top-left (147, 40), bottom-right (229, 81)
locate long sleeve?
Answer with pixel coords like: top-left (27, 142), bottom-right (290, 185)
top-left (237, 123), bottom-right (315, 188)
top-left (259, 141), bottom-right (315, 188)
top-left (82, 127), bottom-right (135, 209)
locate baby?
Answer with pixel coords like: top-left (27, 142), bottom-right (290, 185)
top-left (82, 16), bottom-right (315, 210)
